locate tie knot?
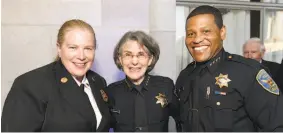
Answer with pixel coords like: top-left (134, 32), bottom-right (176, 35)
top-left (80, 84), bottom-right (85, 89)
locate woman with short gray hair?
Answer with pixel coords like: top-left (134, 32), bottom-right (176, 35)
top-left (105, 31), bottom-right (179, 132)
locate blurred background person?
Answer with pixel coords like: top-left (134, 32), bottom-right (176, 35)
top-left (243, 37), bottom-right (280, 78)
top-left (105, 31), bottom-right (180, 132)
top-left (275, 59), bottom-right (283, 92)
top-left (1, 19), bottom-right (111, 132)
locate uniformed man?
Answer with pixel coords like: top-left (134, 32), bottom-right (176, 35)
top-left (105, 31), bottom-right (180, 132)
top-left (175, 5), bottom-right (283, 132)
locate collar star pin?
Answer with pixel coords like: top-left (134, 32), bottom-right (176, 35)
top-left (61, 77), bottom-right (68, 83)
top-left (155, 93), bottom-right (168, 108)
top-left (215, 73), bottom-right (231, 88)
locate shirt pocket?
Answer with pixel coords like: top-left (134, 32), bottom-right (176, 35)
top-left (213, 87), bottom-right (243, 131)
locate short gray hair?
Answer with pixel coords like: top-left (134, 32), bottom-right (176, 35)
top-left (243, 37), bottom-right (265, 53)
top-left (113, 31), bottom-right (160, 73)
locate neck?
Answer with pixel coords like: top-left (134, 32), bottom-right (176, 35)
top-left (130, 76), bottom-right (145, 85)
top-left (75, 76), bottom-right (84, 83)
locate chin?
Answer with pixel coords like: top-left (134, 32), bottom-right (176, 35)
top-left (127, 73), bottom-right (144, 81)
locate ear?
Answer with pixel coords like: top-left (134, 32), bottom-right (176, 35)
top-left (57, 43), bottom-right (62, 58)
top-left (220, 25), bottom-right (226, 40)
top-left (261, 46), bottom-right (266, 56)
top-left (147, 56), bottom-right (153, 67)
top-left (118, 56), bottom-right (123, 68)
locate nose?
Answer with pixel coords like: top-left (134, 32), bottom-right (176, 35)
top-left (193, 34), bottom-right (204, 44)
top-left (131, 55), bottom-right (138, 65)
top-left (78, 49), bottom-right (86, 60)
top-left (247, 52), bottom-right (252, 58)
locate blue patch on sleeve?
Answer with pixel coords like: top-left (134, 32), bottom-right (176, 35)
top-left (256, 69), bottom-right (279, 95)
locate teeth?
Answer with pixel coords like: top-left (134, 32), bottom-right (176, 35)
top-left (194, 46), bottom-right (208, 51)
top-left (75, 63), bottom-right (85, 66)
top-left (130, 68), bottom-right (140, 71)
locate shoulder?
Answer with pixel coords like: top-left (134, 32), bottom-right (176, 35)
top-left (263, 60), bottom-right (280, 68)
top-left (105, 80), bottom-right (125, 95)
top-left (87, 70), bottom-right (107, 85)
top-left (149, 75), bottom-right (174, 84)
top-left (8, 62), bottom-right (54, 101)
top-left (225, 52), bottom-right (263, 71)
top-left (177, 62), bottom-right (195, 79)
top-left (14, 62), bottom-right (55, 85)
top-left (106, 80), bottom-right (125, 93)
top-left (107, 79), bottom-right (125, 89)
top-left (176, 62), bottom-right (195, 87)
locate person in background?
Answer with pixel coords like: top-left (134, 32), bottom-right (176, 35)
top-left (176, 5), bottom-right (283, 132)
top-left (2, 19), bottom-right (111, 132)
top-left (105, 31), bottom-right (180, 132)
top-left (243, 37), bottom-right (280, 78)
top-left (275, 59), bottom-right (283, 92)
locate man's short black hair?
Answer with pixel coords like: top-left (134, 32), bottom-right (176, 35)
top-left (186, 5), bottom-right (223, 29)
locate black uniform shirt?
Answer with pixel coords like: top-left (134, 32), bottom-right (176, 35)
top-left (176, 48), bottom-right (283, 132)
top-left (106, 75), bottom-right (179, 132)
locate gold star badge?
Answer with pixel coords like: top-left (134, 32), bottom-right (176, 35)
top-left (155, 93), bottom-right (168, 108)
top-left (215, 73), bottom-right (231, 88)
top-left (61, 77), bottom-right (68, 83)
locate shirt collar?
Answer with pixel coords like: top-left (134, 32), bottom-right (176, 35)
top-left (124, 75), bottom-right (150, 91)
top-left (192, 48), bottom-right (225, 74)
top-left (73, 75), bottom-right (89, 87)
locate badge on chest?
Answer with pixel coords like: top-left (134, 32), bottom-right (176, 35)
top-left (155, 93), bottom-right (168, 108)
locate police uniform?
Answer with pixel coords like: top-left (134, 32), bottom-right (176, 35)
top-left (105, 75), bottom-right (179, 132)
top-left (176, 49), bottom-right (283, 132)
top-left (2, 60), bottom-right (111, 132)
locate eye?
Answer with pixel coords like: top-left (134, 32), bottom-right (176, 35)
top-left (69, 46), bottom-right (76, 49)
top-left (137, 53), bottom-right (145, 57)
top-left (203, 29), bottom-right (210, 34)
top-left (85, 47), bottom-right (93, 51)
top-left (124, 53), bottom-right (132, 57)
top-left (187, 32), bottom-right (195, 38)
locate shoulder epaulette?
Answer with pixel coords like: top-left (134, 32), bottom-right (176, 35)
top-left (225, 53), bottom-right (261, 69)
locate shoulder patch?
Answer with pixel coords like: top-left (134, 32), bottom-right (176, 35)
top-left (256, 69), bottom-right (279, 95)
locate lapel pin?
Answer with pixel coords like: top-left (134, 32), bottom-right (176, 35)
top-left (206, 86), bottom-right (211, 99)
top-left (61, 77), bottom-right (68, 83)
top-left (100, 89), bottom-right (108, 102)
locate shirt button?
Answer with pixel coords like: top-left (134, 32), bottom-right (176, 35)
top-left (216, 102), bottom-right (221, 106)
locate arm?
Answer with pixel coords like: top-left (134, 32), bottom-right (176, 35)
top-left (1, 77), bottom-right (46, 132)
top-left (103, 86), bottom-right (116, 130)
top-left (244, 69), bottom-right (283, 131)
top-left (167, 78), bottom-right (182, 132)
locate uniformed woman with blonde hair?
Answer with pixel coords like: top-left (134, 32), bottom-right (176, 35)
top-left (2, 19), bottom-right (111, 132)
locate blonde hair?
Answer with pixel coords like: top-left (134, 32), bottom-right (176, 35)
top-left (55, 19), bottom-right (96, 61)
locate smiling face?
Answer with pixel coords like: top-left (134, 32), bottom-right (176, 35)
top-left (118, 40), bottom-right (153, 85)
top-left (185, 14), bottom-right (226, 62)
top-left (57, 28), bottom-right (95, 81)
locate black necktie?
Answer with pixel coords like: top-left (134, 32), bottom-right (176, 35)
top-left (134, 86), bottom-right (148, 132)
top-left (79, 84), bottom-right (97, 131)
